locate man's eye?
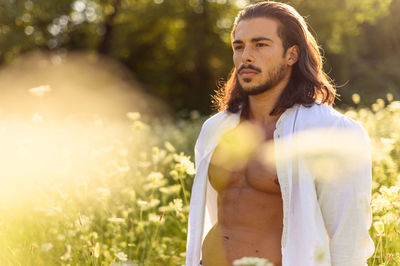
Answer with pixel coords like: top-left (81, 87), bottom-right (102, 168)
top-left (234, 46), bottom-right (243, 50)
top-left (256, 43), bottom-right (268, 47)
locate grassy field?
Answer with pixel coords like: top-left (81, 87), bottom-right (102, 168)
top-left (0, 96), bottom-right (399, 265)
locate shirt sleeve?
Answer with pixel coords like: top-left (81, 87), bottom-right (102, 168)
top-left (315, 124), bottom-right (375, 266)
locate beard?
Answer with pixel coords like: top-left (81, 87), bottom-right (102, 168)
top-left (237, 62), bottom-right (287, 96)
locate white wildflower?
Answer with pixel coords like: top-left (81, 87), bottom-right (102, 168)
top-left (388, 101), bottom-right (400, 111)
top-left (136, 200), bottom-right (152, 210)
top-left (376, 98), bottom-right (385, 109)
top-left (159, 184), bottom-right (181, 195)
top-left (174, 153), bottom-right (195, 176)
top-left (115, 251), bottom-right (128, 261)
top-left (169, 198), bottom-right (183, 214)
top-left (148, 213), bottom-right (164, 224)
top-left (372, 103), bottom-right (379, 112)
top-left (60, 244), bottom-right (71, 261)
top-left (374, 221), bottom-right (385, 235)
top-left (40, 242), bottom-right (53, 252)
top-left (110, 260), bottom-right (137, 266)
top-left (131, 120), bottom-right (148, 131)
top-left (379, 186), bottom-right (399, 203)
top-left (382, 212), bottom-right (396, 225)
top-left (149, 199), bottom-right (160, 208)
top-left (144, 172), bottom-right (167, 190)
top-left (148, 171), bottom-right (164, 183)
top-left (94, 242), bottom-right (100, 258)
top-left (371, 196), bottom-right (391, 213)
top-left (107, 217), bottom-right (125, 223)
top-left (233, 256), bottom-right (274, 266)
top-left (136, 200), bottom-right (148, 207)
top-left (75, 214), bottom-right (91, 231)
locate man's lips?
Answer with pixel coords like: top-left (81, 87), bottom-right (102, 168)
top-left (239, 69), bottom-right (259, 77)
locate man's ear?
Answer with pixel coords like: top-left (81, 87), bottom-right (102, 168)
top-left (286, 45), bottom-right (299, 66)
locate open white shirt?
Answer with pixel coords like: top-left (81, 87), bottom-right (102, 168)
top-left (185, 102), bottom-right (375, 266)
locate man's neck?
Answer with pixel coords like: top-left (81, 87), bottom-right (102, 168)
top-left (247, 79), bottom-right (289, 128)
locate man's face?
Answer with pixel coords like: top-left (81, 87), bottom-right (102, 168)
top-left (232, 17), bottom-right (289, 95)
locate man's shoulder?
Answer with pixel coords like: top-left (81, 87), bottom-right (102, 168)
top-left (296, 103), bottom-right (371, 154)
top-left (194, 109), bottom-right (241, 156)
top-left (196, 109), bottom-right (238, 144)
top-left (201, 108), bottom-right (242, 130)
top-left (299, 102), bottom-right (343, 120)
top-left (298, 102), bottom-right (363, 131)
top-left (201, 110), bottom-right (229, 129)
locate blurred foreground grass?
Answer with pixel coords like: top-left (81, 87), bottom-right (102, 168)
top-left (0, 96), bottom-right (399, 265)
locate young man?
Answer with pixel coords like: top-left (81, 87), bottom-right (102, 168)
top-left (186, 2), bottom-right (374, 266)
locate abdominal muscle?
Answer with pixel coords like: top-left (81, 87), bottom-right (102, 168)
top-left (201, 186), bottom-right (283, 266)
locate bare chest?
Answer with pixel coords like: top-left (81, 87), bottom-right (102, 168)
top-left (208, 122), bottom-right (280, 194)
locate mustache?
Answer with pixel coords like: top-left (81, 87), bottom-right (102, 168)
top-left (237, 64), bottom-right (261, 73)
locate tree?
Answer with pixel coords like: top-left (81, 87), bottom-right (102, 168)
top-left (0, 0), bottom-right (397, 114)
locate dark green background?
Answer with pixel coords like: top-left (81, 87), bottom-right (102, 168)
top-left (1, 0), bottom-right (399, 115)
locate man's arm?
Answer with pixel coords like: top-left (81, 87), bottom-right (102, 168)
top-left (315, 124), bottom-right (375, 266)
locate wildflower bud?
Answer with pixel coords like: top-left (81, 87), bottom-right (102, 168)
top-left (373, 221), bottom-right (384, 235)
top-left (352, 93), bottom-right (360, 104)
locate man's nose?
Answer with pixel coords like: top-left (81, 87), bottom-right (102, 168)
top-left (241, 46), bottom-right (255, 65)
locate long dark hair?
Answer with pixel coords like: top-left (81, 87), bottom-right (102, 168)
top-left (211, 1), bottom-right (337, 116)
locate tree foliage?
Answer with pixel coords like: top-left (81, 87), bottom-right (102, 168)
top-left (0, 0), bottom-right (398, 114)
